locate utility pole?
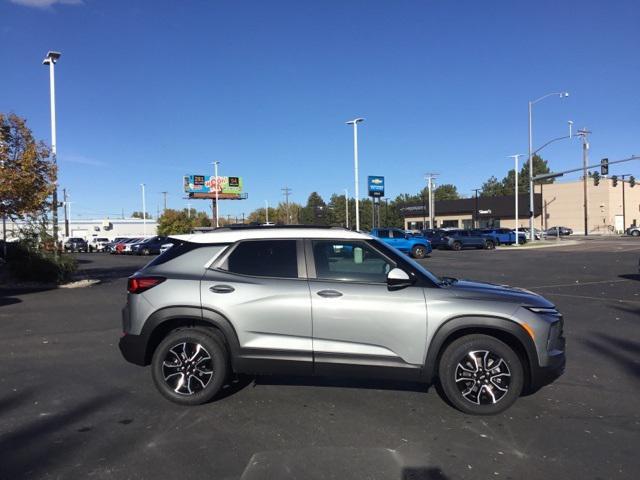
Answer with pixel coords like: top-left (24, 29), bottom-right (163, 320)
top-left (140, 183), bottom-right (147, 235)
top-left (63, 188), bottom-right (69, 237)
top-left (43, 51), bottom-right (61, 255)
top-left (619, 174), bottom-right (632, 232)
top-left (265, 200), bottom-right (269, 224)
top-left (281, 186), bottom-right (292, 224)
top-left (471, 188), bottom-right (481, 228)
top-left (508, 155), bottom-right (525, 245)
top-left (425, 173), bottom-right (439, 228)
top-left (212, 161), bottom-right (220, 228)
top-left (187, 202), bottom-right (191, 218)
top-left (346, 118), bottom-right (364, 230)
top-left (578, 129), bottom-right (591, 235)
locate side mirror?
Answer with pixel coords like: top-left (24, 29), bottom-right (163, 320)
top-left (387, 268), bottom-right (413, 290)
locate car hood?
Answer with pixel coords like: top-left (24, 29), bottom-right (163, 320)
top-left (444, 279), bottom-right (554, 308)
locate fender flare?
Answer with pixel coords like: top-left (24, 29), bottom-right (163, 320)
top-left (138, 306), bottom-right (241, 365)
top-left (422, 315), bottom-right (538, 385)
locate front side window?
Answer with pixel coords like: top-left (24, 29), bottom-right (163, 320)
top-left (376, 229), bottom-right (390, 238)
top-left (311, 240), bottom-right (393, 284)
top-left (226, 240), bottom-right (298, 278)
top-left (391, 229), bottom-right (406, 238)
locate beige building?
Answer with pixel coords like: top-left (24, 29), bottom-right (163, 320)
top-left (403, 178), bottom-right (639, 234)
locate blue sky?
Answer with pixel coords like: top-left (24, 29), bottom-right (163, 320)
top-left (1, 0), bottom-right (639, 220)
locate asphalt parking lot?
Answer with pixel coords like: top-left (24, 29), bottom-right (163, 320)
top-left (1, 238), bottom-right (639, 480)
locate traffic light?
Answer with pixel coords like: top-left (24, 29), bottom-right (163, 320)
top-left (611, 175), bottom-right (618, 187)
top-left (600, 158), bottom-right (609, 176)
top-left (630, 176), bottom-right (636, 188)
top-left (592, 171), bottom-right (600, 186)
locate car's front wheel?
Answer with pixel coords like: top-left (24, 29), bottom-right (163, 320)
top-left (632, 230), bottom-right (640, 237)
top-left (151, 328), bottom-right (229, 406)
top-left (484, 240), bottom-right (495, 250)
top-left (451, 241), bottom-right (463, 251)
top-left (437, 334), bottom-right (524, 415)
top-left (411, 245), bottom-right (427, 259)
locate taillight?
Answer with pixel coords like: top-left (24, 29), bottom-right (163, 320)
top-left (127, 276), bottom-right (166, 294)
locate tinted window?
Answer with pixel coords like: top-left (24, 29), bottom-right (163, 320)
top-left (391, 229), bottom-right (406, 238)
top-left (376, 229), bottom-right (390, 238)
top-left (226, 240), bottom-right (298, 278)
top-left (312, 240), bottom-right (393, 283)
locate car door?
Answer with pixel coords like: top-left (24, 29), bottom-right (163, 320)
top-left (390, 229), bottom-right (411, 252)
top-left (201, 239), bottom-right (313, 374)
top-left (307, 238), bottom-right (427, 380)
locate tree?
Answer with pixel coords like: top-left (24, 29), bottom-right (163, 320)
top-left (433, 184), bottom-right (460, 201)
top-left (157, 209), bottom-right (193, 235)
top-left (0, 113), bottom-right (56, 220)
top-left (131, 211), bottom-right (152, 219)
top-left (480, 176), bottom-right (506, 197)
top-left (480, 155), bottom-right (554, 197)
top-left (300, 192), bottom-right (327, 225)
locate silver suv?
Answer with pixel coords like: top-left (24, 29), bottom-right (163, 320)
top-left (119, 226), bottom-right (565, 415)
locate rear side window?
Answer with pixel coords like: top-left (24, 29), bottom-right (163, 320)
top-left (146, 240), bottom-right (201, 267)
top-left (376, 229), bottom-right (390, 238)
top-left (225, 240), bottom-right (298, 278)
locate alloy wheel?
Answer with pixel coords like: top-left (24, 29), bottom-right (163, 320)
top-left (162, 342), bottom-right (214, 396)
top-left (455, 350), bottom-right (511, 405)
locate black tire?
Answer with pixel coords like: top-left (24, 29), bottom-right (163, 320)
top-left (632, 230), bottom-right (640, 237)
top-left (484, 240), bottom-right (495, 250)
top-left (411, 245), bottom-right (426, 259)
top-left (151, 328), bottom-right (229, 406)
top-left (143, 248), bottom-right (151, 256)
top-left (452, 241), bottom-right (463, 251)
top-left (437, 334), bottom-right (524, 415)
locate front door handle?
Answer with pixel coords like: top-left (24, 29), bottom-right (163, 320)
top-left (210, 284), bottom-right (235, 294)
top-left (316, 289), bottom-right (343, 298)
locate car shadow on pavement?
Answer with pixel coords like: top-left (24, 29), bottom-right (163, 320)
top-left (582, 332), bottom-right (640, 381)
top-left (0, 295), bottom-right (22, 306)
top-left (0, 392), bottom-right (120, 478)
top-left (619, 273), bottom-right (640, 281)
top-left (251, 375), bottom-right (430, 393)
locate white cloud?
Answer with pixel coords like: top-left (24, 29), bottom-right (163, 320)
top-left (9, 0), bottom-right (84, 8)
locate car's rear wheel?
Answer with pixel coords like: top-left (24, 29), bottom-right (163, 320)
top-left (484, 240), bottom-right (495, 250)
top-left (151, 329), bottom-right (228, 406)
top-left (632, 230), bottom-right (640, 237)
top-left (143, 248), bottom-right (151, 256)
top-left (452, 241), bottom-right (462, 251)
top-left (411, 245), bottom-right (426, 259)
top-left (437, 334), bottom-right (523, 415)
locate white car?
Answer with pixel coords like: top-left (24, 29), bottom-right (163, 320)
top-left (89, 237), bottom-right (110, 252)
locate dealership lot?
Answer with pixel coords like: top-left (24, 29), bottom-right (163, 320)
top-left (1, 238), bottom-right (639, 479)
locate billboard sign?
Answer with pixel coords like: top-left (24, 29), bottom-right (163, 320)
top-left (367, 176), bottom-right (385, 197)
top-left (184, 175), bottom-right (243, 195)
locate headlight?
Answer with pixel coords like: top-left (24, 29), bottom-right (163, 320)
top-left (525, 306), bottom-right (562, 317)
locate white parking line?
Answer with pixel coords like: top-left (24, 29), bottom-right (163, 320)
top-left (531, 279), bottom-right (632, 289)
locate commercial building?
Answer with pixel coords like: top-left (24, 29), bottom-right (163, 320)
top-left (3, 218), bottom-right (157, 242)
top-left (402, 178), bottom-right (639, 234)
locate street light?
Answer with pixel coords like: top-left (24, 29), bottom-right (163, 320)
top-left (346, 118), bottom-right (364, 231)
top-left (508, 154), bottom-right (525, 245)
top-left (265, 200), bottom-right (269, 224)
top-left (140, 183), bottom-right (147, 235)
top-left (344, 188), bottom-right (349, 229)
top-left (43, 50), bottom-right (62, 253)
top-left (528, 91), bottom-right (569, 241)
top-left (211, 161), bottom-right (220, 227)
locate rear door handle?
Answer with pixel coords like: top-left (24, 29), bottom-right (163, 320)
top-left (316, 290), bottom-right (343, 298)
top-left (210, 284), bottom-right (235, 294)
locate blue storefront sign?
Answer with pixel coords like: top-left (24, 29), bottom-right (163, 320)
top-left (368, 176), bottom-right (385, 197)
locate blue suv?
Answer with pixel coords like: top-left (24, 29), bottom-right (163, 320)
top-left (370, 228), bottom-right (432, 258)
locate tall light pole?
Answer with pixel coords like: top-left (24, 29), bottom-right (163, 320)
top-left (577, 128), bottom-right (591, 235)
top-left (211, 161), bottom-right (220, 227)
top-left (265, 200), bottom-right (269, 224)
top-left (346, 118), bottom-right (364, 230)
top-left (425, 173), bottom-right (438, 228)
top-left (344, 188), bottom-right (349, 229)
top-left (43, 51), bottom-right (61, 253)
top-left (140, 183), bottom-right (147, 235)
top-left (528, 91), bottom-right (569, 241)
top-left (509, 154), bottom-right (525, 245)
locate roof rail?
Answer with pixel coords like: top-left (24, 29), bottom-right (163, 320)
top-left (211, 224), bottom-right (350, 232)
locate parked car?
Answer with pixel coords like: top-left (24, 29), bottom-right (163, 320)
top-left (131, 236), bottom-right (171, 255)
top-left (63, 237), bottom-right (88, 252)
top-left (88, 237), bottom-right (110, 252)
top-left (473, 228), bottom-right (526, 245)
top-left (119, 226), bottom-right (565, 415)
top-left (105, 237), bottom-right (129, 254)
top-left (430, 229), bottom-right (495, 250)
top-left (370, 227), bottom-right (432, 259)
top-left (546, 226), bottom-right (573, 237)
top-left (626, 225), bottom-right (640, 237)
top-left (115, 237), bottom-right (142, 254)
top-left (123, 237), bottom-right (147, 255)
top-left (520, 227), bottom-right (545, 240)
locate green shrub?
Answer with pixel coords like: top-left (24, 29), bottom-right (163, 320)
top-left (7, 243), bottom-right (77, 283)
